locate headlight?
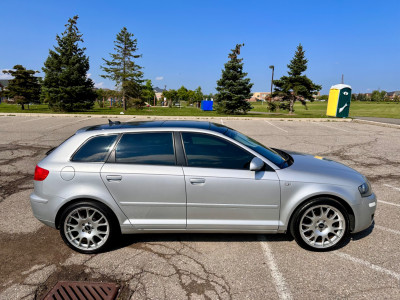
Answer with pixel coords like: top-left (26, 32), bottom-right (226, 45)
top-left (358, 181), bottom-right (372, 197)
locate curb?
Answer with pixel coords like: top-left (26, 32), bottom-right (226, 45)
top-left (0, 113), bottom-right (351, 122)
top-left (352, 118), bottom-right (400, 129)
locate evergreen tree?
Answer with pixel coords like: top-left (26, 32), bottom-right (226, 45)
top-left (273, 44), bottom-right (321, 113)
top-left (215, 44), bottom-right (253, 114)
top-left (3, 65), bottom-right (41, 110)
top-left (42, 15), bottom-right (96, 112)
top-left (101, 27), bottom-right (143, 111)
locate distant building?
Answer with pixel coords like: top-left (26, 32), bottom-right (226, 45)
top-left (153, 86), bottom-right (164, 93)
top-left (155, 92), bottom-right (163, 101)
top-left (387, 91), bottom-right (400, 99)
top-left (247, 92), bottom-right (271, 102)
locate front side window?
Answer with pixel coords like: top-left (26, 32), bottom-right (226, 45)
top-left (115, 132), bottom-right (176, 165)
top-left (225, 129), bottom-right (287, 168)
top-left (182, 132), bottom-right (254, 170)
top-left (72, 135), bottom-right (117, 162)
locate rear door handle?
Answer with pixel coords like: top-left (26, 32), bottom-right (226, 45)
top-left (106, 175), bottom-right (122, 182)
top-left (190, 178), bottom-right (206, 184)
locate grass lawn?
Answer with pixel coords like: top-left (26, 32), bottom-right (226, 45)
top-left (0, 101), bottom-right (399, 119)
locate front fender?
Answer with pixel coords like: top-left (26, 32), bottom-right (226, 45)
top-left (279, 181), bottom-right (359, 231)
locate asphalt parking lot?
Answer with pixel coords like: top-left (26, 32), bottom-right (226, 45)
top-left (0, 114), bottom-right (399, 300)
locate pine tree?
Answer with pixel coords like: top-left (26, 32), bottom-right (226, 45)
top-left (42, 16), bottom-right (96, 112)
top-left (273, 44), bottom-right (321, 113)
top-left (215, 44), bottom-right (253, 114)
top-left (3, 65), bottom-right (41, 110)
top-left (101, 27), bottom-right (143, 111)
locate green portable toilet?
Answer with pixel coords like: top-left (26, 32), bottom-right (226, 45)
top-left (326, 84), bottom-right (352, 118)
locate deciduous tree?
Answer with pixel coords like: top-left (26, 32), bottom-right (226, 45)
top-left (141, 80), bottom-right (155, 105)
top-left (371, 90), bottom-right (386, 102)
top-left (177, 86), bottom-right (188, 101)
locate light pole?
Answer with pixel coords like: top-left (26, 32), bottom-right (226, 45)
top-left (269, 65), bottom-right (274, 103)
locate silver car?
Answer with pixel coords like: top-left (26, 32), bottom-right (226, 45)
top-left (30, 121), bottom-right (376, 253)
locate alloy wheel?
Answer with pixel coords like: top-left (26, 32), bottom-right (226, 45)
top-left (63, 206), bottom-right (110, 251)
top-left (299, 204), bottom-right (346, 249)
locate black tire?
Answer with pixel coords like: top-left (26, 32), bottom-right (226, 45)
top-left (290, 198), bottom-right (350, 251)
top-left (59, 201), bottom-right (120, 254)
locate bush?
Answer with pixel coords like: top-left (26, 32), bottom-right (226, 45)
top-left (267, 101), bottom-right (277, 112)
top-left (127, 97), bottom-right (146, 110)
top-left (279, 101), bottom-right (291, 111)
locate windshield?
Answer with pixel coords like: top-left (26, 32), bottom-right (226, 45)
top-left (225, 129), bottom-right (289, 168)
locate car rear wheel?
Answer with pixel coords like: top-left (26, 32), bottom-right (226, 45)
top-left (291, 198), bottom-right (349, 251)
top-left (60, 201), bottom-right (118, 254)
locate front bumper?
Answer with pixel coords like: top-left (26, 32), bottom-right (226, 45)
top-left (352, 192), bottom-right (377, 233)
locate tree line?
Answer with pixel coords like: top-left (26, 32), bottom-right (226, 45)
top-left (2, 15), bottom-right (322, 114)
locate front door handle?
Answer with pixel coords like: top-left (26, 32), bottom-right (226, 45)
top-left (106, 175), bottom-right (122, 182)
top-left (190, 178), bottom-right (206, 185)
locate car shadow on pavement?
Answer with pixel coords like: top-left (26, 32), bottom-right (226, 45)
top-left (106, 223), bottom-right (375, 253)
top-left (109, 232), bottom-right (294, 252)
top-left (351, 222), bottom-right (375, 241)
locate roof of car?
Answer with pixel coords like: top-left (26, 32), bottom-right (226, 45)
top-left (79, 120), bottom-right (230, 134)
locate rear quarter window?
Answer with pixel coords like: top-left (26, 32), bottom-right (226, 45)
top-left (71, 135), bottom-right (118, 162)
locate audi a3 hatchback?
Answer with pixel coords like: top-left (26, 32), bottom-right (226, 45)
top-left (30, 120), bottom-right (376, 253)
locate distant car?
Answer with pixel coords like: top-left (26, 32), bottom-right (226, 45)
top-left (30, 121), bottom-right (376, 253)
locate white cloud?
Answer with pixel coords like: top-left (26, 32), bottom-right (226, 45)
top-left (155, 76), bottom-right (164, 81)
top-left (95, 82), bottom-right (104, 88)
top-left (86, 73), bottom-right (92, 78)
top-left (0, 70), bottom-right (13, 79)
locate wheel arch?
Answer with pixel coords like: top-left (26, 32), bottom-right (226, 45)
top-left (286, 194), bottom-right (355, 235)
top-left (55, 197), bottom-right (120, 230)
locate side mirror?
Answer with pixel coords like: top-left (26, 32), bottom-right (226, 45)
top-left (250, 157), bottom-right (264, 171)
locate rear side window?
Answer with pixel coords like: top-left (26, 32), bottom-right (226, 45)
top-left (115, 132), bottom-right (176, 165)
top-left (72, 135), bottom-right (117, 162)
top-left (182, 132), bottom-right (254, 170)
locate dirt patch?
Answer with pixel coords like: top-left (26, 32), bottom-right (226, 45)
top-left (0, 226), bottom-right (71, 291)
top-left (0, 143), bottom-right (50, 202)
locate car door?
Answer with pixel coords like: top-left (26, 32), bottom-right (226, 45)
top-left (100, 131), bottom-right (187, 229)
top-left (181, 132), bottom-right (280, 231)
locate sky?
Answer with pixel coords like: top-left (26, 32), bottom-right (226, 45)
top-left (1, 0), bottom-right (399, 94)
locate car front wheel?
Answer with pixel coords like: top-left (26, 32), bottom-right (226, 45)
top-left (291, 198), bottom-right (349, 251)
top-left (60, 201), bottom-right (118, 254)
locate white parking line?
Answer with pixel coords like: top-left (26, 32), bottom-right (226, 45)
top-left (19, 116), bottom-right (53, 124)
top-left (334, 251), bottom-right (400, 281)
top-left (258, 235), bottom-right (292, 300)
top-left (312, 122), bottom-right (350, 132)
top-left (375, 225), bottom-right (400, 236)
top-left (383, 184), bottom-right (400, 192)
top-left (265, 120), bottom-right (288, 133)
top-left (0, 117), bottom-right (52, 128)
top-left (220, 118), bottom-right (224, 125)
top-left (46, 117), bottom-right (91, 130)
top-left (378, 200), bottom-right (400, 208)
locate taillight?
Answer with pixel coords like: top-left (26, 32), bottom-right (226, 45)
top-left (34, 165), bottom-right (49, 181)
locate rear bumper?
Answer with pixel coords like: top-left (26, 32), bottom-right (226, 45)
top-left (352, 193), bottom-right (377, 233)
top-left (30, 192), bottom-right (60, 228)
